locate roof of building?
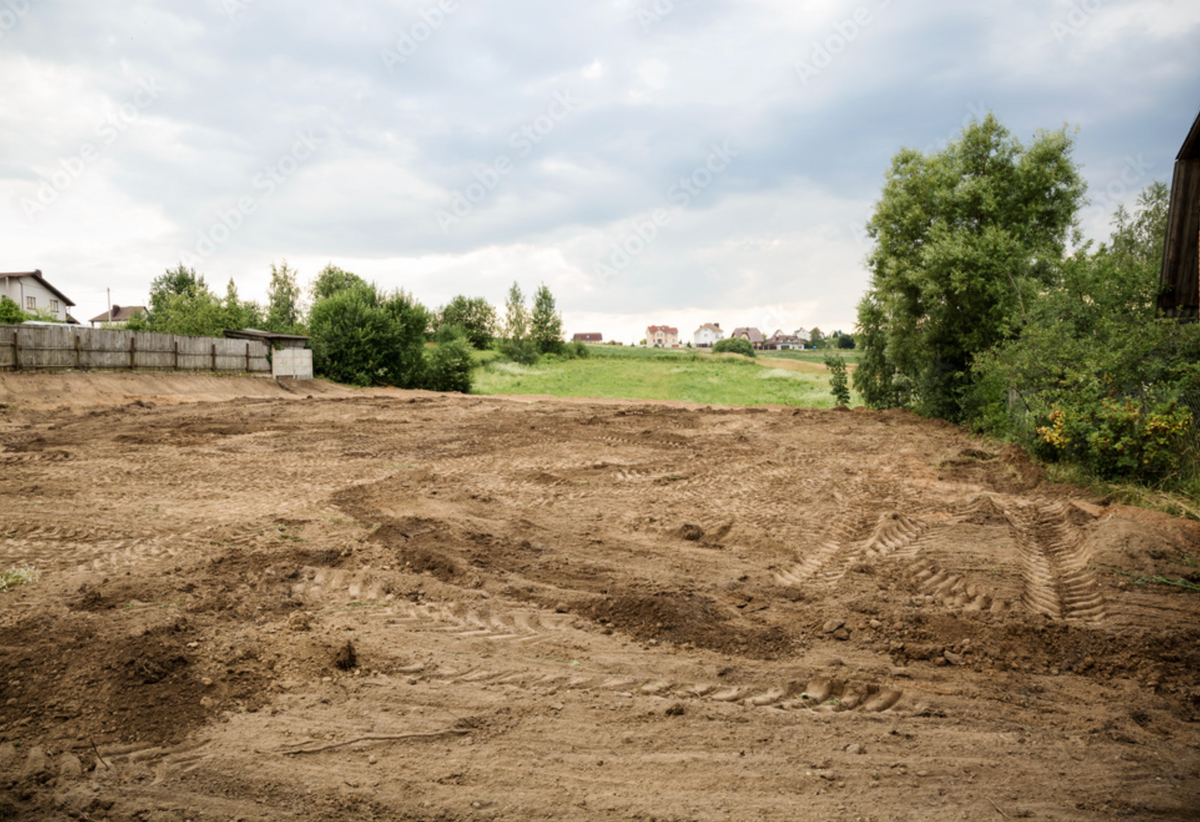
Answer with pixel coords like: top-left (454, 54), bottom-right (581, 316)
top-left (0, 270), bottom-right (76, 307)
top-left (731, 327), bottom-right (764, 343)
top-left (647, 325), bottom-right (678, 335)
top-left (572, 332), bottom-right (603, 340)
top-left (223, 328), bottom-right (311, 343)
top-left (695, 323), bottom-right (723, 334)
top-left (88, 305), bottom-right (146, 324)
top-left (1178, 109), bottom-right (1200, 160)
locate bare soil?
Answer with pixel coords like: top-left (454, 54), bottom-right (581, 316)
top-left (1, 372), bottom-right (1198, 821)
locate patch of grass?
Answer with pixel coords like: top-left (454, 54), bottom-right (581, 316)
top-left (474, 346), bottom-right (860, 408)
top-left (1104, 564), bottom-right (1200, 592)
top-left (0, 565), bottom-right (39, 592)
top-left (1043, 463), bottom-right (1200, 521)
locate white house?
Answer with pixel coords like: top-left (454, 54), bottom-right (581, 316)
top-left (0, 270), bottom-right (76, 322)
top-left (693, 322), bottom-right (724, 348)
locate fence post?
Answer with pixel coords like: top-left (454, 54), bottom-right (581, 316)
top-left (12, 329), bottom-right (19, 371)
top-left (130, 335), bottom-right (137, 370)
top-left (245, 342), bottom-right (250, 373)
top-left (75, 334), bottom-right (82, 369)
top-left (174, 340), bottom-right (179, 371)
top-left (211, 343), bottom-right (217, 373)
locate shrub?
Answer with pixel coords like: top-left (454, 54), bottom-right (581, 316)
top-left (824, 353), bottom-right (851, 406)
top-left (713, 337), bottom-right (754, 357)
top-left (424, 330), bottom-right (474, 393)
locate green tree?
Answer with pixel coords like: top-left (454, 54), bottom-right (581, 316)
top-left (974, 182), bottom-right (1200, 482)
top-left (836, 333), bottom-right (856, 350)
top-left (308, 283), bottom-right (430, 388)
top-left (500, 281), bottom-right (537, 364)
top-left (147, 264), bottom-right (205, 325)
top-left (266, 260), bottom-right (303, 334)
top-left (853, 113), bottom-right (1086, 421)
top-left (530, 283), bottom-right (565, 355)
top-left (824, 353), bottom-right (851, 406)
top-left (713, 337), bottom-right (754, 357)
top-left (309, 263), bottom-right (367, 304)
top-left (0, 296), bottom-right (28, 324)
top-left (438, 295), bottom-right (497, 350)
top-left (808, 328), bottom-right (826, 350)
top-left (222, 279), bottom-right (263, 330)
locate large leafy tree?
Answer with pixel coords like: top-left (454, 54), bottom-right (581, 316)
top-left (854, 113), bottom-right (1086, 420)
top-left (530, 283), bottom-right (564, 355)
top-left (308, 282), bottom-right (430, 388)
top-left (309, 263), bottom-right (367, 304)
top-left (438, 295), bottom-right (497, 350)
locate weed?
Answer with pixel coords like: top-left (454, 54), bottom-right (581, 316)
top-left (1104, 564), bottom-right (1200, 592)
top-left (0, 565), bottom-right (39, 592)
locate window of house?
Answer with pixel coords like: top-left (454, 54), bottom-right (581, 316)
top-left (49, 299), bottom-right (59, 312)
top-left (25, 296), bottom-right (35, 310)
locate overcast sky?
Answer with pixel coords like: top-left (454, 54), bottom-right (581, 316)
top-left (3, 0), bottom-right (1198, 342)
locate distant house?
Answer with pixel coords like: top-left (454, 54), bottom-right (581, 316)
top-left (765, 329), bottom-right (804, 350)
top-left (572, 332), bottom-right (603, 343)
top-left (794, 328), bottom-right (812, 342)
top-left (89, 305), bottom-right (146, 328)
top-left (730, 327), bottom-right (765, 349)
top-left (646, 325), bottom-right (679, 348)
top-left (1158, 109), bottom-right (1200, 320)
top-left (0, 270), bottom-right (77, 323)
top-left (693, 322), bottom-right (724, 348)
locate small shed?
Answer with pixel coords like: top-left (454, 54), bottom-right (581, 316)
top-left (224, 328), bottom-right (312, 379)
top-left (1158, 109), bottom-right (1200, 320)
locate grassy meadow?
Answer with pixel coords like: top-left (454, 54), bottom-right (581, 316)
top-left (471, 345), bottom-right (859, 408)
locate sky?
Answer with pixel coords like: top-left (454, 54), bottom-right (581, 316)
top-left (2, 0), bottom-right (1198, 343)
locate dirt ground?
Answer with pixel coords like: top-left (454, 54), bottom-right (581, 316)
top-left (1, 372), bottom-right (1198, 821)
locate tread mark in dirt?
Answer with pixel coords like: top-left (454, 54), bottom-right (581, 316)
top-left (774, 510), bottom-right (931, 587)
top-left (353, 598), bottom-right (575, 645)
top-left (906, 557), bottom-right (1007, 615)
top-left (997, 499), bottom-right (1106, 623)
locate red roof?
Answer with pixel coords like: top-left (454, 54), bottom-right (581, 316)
top-left (647, 325), bottom-right (678, 335)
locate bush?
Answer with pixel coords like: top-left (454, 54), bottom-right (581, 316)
top-left (713, 337), bottom-right (755, 357)
top-left (309, 284), bottom-right (429, 387)
top-left (0, 296), bottom-right (28, 324)
top-left (824, 353), bottom-right (851, 406)
top-left (424, 330), bottom-right (474, 393)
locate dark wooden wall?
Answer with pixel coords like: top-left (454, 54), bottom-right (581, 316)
top-left (1158, 112), bottom-right (1200, 320)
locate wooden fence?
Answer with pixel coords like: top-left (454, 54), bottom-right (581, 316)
top-left (0, 325), bottom-right (271, 374)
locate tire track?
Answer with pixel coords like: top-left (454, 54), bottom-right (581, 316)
top-left (996, 499), bottom-right (1106, 623)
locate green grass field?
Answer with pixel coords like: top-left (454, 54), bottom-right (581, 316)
top-left (471, 346), bottom-right (859, 408)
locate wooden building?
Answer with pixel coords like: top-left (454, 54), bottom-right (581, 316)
top-left (1158, 109), bottom-right (1200, 320)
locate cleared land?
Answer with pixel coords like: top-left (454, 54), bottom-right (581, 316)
top-left (1, 372), bottom-right (1198, 821)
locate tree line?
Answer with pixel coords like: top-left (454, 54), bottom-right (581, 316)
top-left (853, 113), bottom-right (1199, 488)
top-left (114, 262), bottom-right (572, 393)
